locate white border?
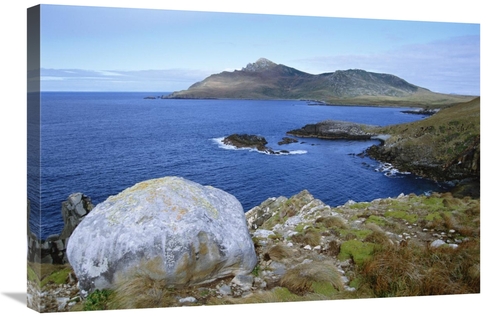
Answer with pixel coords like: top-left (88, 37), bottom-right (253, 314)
top-left (2, 1), bottom-right (496, 316)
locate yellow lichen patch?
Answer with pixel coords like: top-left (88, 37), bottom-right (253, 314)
top-left (176, 208), bottom-right (189, 220)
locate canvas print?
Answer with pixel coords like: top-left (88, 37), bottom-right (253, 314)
top-left (26, 4), bottom-right (480, 313)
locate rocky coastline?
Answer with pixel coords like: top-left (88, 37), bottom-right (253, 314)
top-left (28, 186), bottom-right (480, 312)
top-left (27, 98), bottom-right (480, 312)
top-left (285, 97), bottom-right (480, 198)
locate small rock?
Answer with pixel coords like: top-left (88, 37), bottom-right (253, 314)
top-left (179, 296), bottom-right (197, 303)
top-left (56, 298), bottom-right (69, 311)
top-left (304, 245), bottom-right (312, 250)
top-left (430, 239), bottom-right (446, 248)
top-left (231, 274), bottom-right (254, 291)
top-left (253, 229), bottom-right (275, 238)
top-left (217, 284), bottom-right (232, 296)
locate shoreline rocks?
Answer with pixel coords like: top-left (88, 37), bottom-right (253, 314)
top-left (222, 134), bottom-right (295, 155)
top-left (27, 193), bottom-right (94, 264)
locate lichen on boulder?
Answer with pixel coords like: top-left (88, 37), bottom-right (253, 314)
top-left (66, 176), bottom-right (257, 295)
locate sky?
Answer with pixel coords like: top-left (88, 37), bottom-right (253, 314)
top-left (35, 3), bottom-right (480, 95)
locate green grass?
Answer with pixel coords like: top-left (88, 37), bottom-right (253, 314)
top-left (339, 240), bottom-right (377, 266)
top-left (384, 210), bottom-right (418, 223)
top-left (40, 267), bottom-right (73, 287)
top-left (366, 215), bottom-right (388, 226)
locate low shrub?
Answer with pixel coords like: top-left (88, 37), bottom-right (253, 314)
top-left (83, 289), bottom-right (113, 311)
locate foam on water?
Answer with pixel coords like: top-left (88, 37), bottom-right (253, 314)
top-left (375, 162), bottom-right (411, 177)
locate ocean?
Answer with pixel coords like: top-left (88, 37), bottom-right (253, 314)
top-left (29, 92), bottom-right (448, 239)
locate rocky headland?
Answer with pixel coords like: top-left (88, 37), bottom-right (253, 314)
top-left (286, 120), bottom-right (379, 140)
top-left (285, 98), bottom-right (480, 197)
top-left (366, 97), bottom-right (480, 197)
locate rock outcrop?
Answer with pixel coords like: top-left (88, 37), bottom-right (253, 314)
top-left (223, 134), bottom-right (294, 155)
top-left (287, 120), bottom-right (378, 140)
top-left (66, 176), bottom-right (257, 295)
top-left (27, 193), bottom-right (94, 264)
top-left (223, 134), bottom-right (269, 151)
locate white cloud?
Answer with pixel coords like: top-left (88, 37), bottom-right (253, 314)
top-left (40, 68), bottom-right (213, 91)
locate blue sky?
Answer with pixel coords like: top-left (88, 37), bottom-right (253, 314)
top-left (37, 4), bottom-right (480, 95)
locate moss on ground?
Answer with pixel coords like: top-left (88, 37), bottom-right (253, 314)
top-left (339, 240), bottom-right (377, 266)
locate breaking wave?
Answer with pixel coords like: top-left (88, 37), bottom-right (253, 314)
top-left (375, 162), bottom-right (411, 177)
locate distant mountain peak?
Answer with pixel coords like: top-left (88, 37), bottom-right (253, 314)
top-left (242, 58), bottom-right (277, 72)
top-left (168, 59), bottom-right (476, 107)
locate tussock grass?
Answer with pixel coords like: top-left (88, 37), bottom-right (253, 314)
top-left (291, 227), bottom-right (322, 246)
top-left (110, 275), bottom-right (177, 309)
top-left (361, 239), bottom-right (480, 297)
top-left (265, 243), bottom-right (295, 261)
top-left (363, 223), bottom-right (393, 246)
top-left (108, 257), bottom-right (177, 309)
top-left (315, 216), bottom-right (347, 229)
top-left (280, 261), bottom-right (344, 295)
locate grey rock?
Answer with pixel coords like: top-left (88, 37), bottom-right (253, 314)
top-left (231, 274), bottom-right (254, 291)
top-left (179, 296), bottom-right (197, 303)
top-left (430, 239), bottom-right (446, 248)
top-left (253, 229), bottom-right (275, 239)
top-left (67, 176), bottom-right (257, 294)
top-left (217, 284), bottom-right (232, 296)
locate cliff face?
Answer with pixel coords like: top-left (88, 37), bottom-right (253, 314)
top-left (366, 98), bottom-right (480, 195)
top-left (167, 58), bottom-right (475, 107)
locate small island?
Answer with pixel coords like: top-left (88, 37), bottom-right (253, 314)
top-left (286, 120), bottom-right (378, 140)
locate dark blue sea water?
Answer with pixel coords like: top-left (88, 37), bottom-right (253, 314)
top-left (29, 92), bottom-right (448, 239)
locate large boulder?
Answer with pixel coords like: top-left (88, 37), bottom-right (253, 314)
top-left (66, 177), bottom-right (257, 295)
